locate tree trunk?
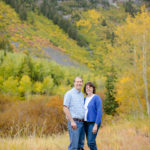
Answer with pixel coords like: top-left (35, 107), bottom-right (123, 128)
top-left (133, 46), bottom-right (144, 117)
top-left (142, 33), bottom-right (150, 117)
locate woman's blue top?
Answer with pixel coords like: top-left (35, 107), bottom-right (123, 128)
top-left (84, 94), bottom-right (102, 125)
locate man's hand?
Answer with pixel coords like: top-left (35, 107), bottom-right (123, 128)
top-left (71, 120), bottom-right (77, 130)
top-left (63, 106), bottom-right (77, 130)
top-left (92, 124), bottom-right (98, 134)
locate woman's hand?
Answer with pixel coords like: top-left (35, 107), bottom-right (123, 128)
top-left (92, 124), bottom-right (98, 134)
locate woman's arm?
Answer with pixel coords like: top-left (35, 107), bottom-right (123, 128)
top-left (95, 95), bottom-right (103, 125)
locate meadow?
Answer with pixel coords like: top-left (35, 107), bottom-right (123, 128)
top-left (0, 116), bottom-right (149, 150)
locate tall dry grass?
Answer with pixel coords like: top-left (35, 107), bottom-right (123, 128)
top-left (0, 95), bottom-right (67, 137)
top-left (0, 116), bottom-right (149, 150)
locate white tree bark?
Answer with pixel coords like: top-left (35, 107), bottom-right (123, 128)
top-left (133, 46), bottom-right (144, 116)
top-left (142, 33), bottom-right (150, 117)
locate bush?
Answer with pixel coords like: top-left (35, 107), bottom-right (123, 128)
top-left (0, 95), bottom-right (67, 137)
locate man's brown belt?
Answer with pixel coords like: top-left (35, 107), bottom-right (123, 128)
top-left (73, 118), bottom-right (84, 122)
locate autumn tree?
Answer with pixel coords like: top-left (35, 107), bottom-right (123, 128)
top-left (2, 76), bottom-right (18, 95)
top-left (115, 7), bottom-right (150, 117)
top-left (18, 75), bottom-right (32, 98)
top-left (42, 76), bottom-right (54, 95)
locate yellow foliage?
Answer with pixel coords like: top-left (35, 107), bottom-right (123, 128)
top-left (33, 82), bottom-right (43, 94)
top-left (2, 77), bottom-right (18, 95)
top-left (88, 9), bottom-right (102, 21)
top-left (116, 72), bottom-right (147, 114)
top-left (113, 7), bottom-right (150, 115)
top-left (0, 76), bottom-right (3, 84)
top-left (0, 1), bottom-right (20, 25)
top-left (42, 76), bottom-right (54, 94)
top-left (18, 75), bottom-right (32, 94)
top-left (76, 20), bottom-right (91, 27)
top-left (76, 9), bottom-right (102, 29)
top-left (54, 84), bottom-right (71, 97)
top-left (120, 77), bottom-right (130, 84)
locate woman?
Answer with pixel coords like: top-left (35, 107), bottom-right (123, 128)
top-left (84, 82), bottom-right (103, 150)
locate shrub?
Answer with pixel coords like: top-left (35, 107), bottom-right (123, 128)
top-left (0, 95), bottom-right (67, 137)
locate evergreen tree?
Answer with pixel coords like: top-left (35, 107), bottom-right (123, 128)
top-left (124, 0), bottom-right (137, 17)
top-left (104, 67), bottom-right (119, 115)
top-left (17, 54), bottom-right (34, 80)
top-left (19, 4), bottom-right (27, 20)
top-left (111, 32), bottom-right (115, 46)
top-left (39, 0), bottom-right (88, 47)
top-left (101, 19), bottom-right (107, 26)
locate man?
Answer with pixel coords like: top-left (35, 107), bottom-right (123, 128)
top-left (63, 77), bottom-right (85, 150)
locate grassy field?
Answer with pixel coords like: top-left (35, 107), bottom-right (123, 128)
top-left (0, 116), bottom-right (149, 150)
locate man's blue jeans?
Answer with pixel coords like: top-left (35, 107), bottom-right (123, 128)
top-left (67, 121), bottom-right (85, 150)
top-left (84, 122), bottom-right (100, 150)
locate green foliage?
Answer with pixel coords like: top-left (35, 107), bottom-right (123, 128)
top-left (0, 51), bottom-right (96, 98)
top-left (2, 76), bottom-right (18, 95)
top-left (17, 54), bottom-right (34, 79)
top-left (0, 15), bottom-right (13, 52)
top-left (42, 76), bottom-right (54, 95)
top-left (18, 5), bottom-right (28, 20)
top-left (123, 0), bottom-right (138, 17)
top-left (104, 67), bottom-right (119, 115)
top-left (18, 75), bottom-right (32, 97)
top-left (75, 7), bottom-right (127, 73)
top-left (3, 0), bottom-right (26, 20)
top-left (2, 0), bottom-right (39, 20)
top-left (101, 0), bottom-right (110, 9)
top-left (39, 0), bottom-right (89, 47)
top-left (101, 19), bottom-right (107, 26)
top-left (0, 1), bottom-right (90, 65)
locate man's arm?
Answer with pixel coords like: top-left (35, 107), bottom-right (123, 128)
top-left (63, 106), bottom-right (77, 130)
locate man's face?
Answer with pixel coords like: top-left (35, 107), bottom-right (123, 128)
top-left (74, 78), bottom-right (83, 91)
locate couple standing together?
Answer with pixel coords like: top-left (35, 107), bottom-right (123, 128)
top-left (63, 77), bottom-right (103, 150)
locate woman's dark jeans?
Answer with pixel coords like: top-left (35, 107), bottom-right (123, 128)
top-left (84, 122), bottom-right (100, 150)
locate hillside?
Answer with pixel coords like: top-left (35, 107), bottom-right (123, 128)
top-left (0, 1), bottom-right (90, 67)
top-left (0, 0), bottom-right (129, 71)
top-left (0, 0), bottom-right (150, 109)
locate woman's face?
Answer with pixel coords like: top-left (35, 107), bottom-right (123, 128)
top-left (86, 85), bottom-right (93, 96)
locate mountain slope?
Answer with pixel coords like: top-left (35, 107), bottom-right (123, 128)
top-left (0, 1), bottom-right (89, 67)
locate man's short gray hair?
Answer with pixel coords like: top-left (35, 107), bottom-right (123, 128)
top-left (74, 76), bottom-right (83, 82)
